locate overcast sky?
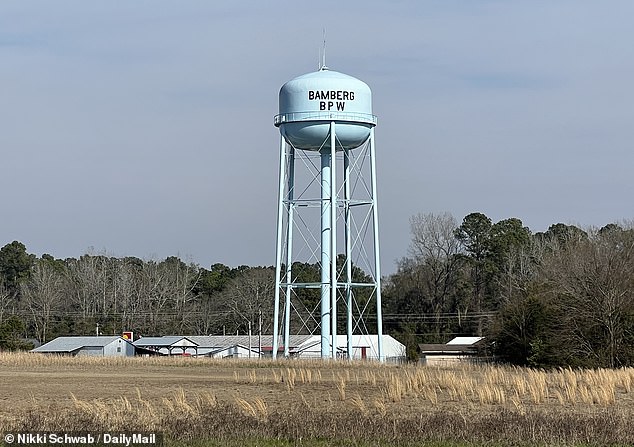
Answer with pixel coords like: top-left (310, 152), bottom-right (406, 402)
top-left (1, 1), bottom-right (633, 274)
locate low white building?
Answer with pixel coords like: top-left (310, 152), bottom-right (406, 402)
top-left (291, 335), bottom-right (406, 362)
top-left (204, 344), bottom-right (262, 359)
top-left (31, 336), bottom-right (135, 357)
top-left (131, 335), bottom-right (404, 361)
top-left (133, 335), bottom-right (314, 358)
top-left (189, 335), bottom-right (313, 358)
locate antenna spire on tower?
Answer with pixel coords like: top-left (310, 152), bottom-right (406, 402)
top-left (320, 28), bottom-right (328, 70)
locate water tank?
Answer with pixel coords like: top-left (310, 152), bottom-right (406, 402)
top-left (275, 68), bottom-right (377, 151)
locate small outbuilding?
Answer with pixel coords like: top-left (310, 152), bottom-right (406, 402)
top-left (419, 336), bottom-right (486, 366)
top-left (31, 336), bottom-right (135, 357)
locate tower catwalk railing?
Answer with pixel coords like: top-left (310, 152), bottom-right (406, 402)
top-left (274, 111), bottom-right (377, 126)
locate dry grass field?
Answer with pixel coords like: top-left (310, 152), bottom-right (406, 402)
top-left (1, 353), bottom-right (633, 446)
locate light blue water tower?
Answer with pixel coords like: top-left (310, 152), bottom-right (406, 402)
top-left (272, 65), bottom-right (384, 361)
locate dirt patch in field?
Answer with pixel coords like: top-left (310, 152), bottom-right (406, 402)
top-left (0, 360), bottom-right (401, 416)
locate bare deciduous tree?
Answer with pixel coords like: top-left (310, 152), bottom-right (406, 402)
top-left (21, 260), bottom-right (64, 343)
top-left (219, 267), bottom-right (275, 334)
top-left (0, 283), bottom-right (13, 324)
top-left (540, 225), bottom-right (634, 367)
top-left (408, 212), bottom-right (465, 339)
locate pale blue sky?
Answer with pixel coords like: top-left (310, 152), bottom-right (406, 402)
top-left (1, 1), bottom-right (633, 273)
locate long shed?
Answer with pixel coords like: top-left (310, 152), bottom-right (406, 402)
top-left (31, 336), bottom-right (135, 357)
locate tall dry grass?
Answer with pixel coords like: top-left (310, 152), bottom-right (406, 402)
top-left (5, 386), bottom-right (634, 445)
top-left (6, 353), bottom-right (634, 409)
top-left (3, 353), bottom-right (634, 444)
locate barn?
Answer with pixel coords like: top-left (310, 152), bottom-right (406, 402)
top-left (31, 336), bottom-right (135, 357)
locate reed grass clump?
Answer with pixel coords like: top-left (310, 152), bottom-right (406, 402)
top-left (336, 374), bottom-right (346, 401)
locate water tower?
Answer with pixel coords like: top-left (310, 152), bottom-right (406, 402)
top-left (272, 65), bottom-right (384, 361)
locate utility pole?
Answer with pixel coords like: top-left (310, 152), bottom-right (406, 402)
top-left (258, 309), bottom-right (262, 359)
top-left (248, 320), bottom-right (252, 359)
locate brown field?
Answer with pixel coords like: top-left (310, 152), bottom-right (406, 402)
top-left (1, 353), bottom-right (634, 446)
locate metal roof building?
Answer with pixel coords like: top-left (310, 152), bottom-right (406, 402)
top-left (419, 336), bottom-right (487, 366)
top-left (132, 335), bottom-right (405, 361)
top-left (133, 336), bottom-right (199, 356)
top-left (189, 335), bottom-right (313, 357)
top-left (133, 335), bottom-right (314, 358)
top-left (291, 335), bottom-right (405, 362)
top-left (31, 336), bottom-right (135, 357)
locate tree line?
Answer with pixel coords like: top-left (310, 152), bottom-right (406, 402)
top-left (384, 212), bottom-right (634, 368)
top-left (1, 211), bottom-right (633, 368)
top-left (0, 245), bottom-right (278, 349)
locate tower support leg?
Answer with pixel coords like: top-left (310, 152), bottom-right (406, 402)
top-left (330, 122), bottom-right (338, 359)
top-left (369, 129), bottom-right (384, 362)
top-left (320, 146), bottom-right (331, 358)
top-left (272, 136), bottom-right (288, 359)
top-left (283, 147), bottom-right (295, 357)
top-left (344, 147), bottom-right (353, 360)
